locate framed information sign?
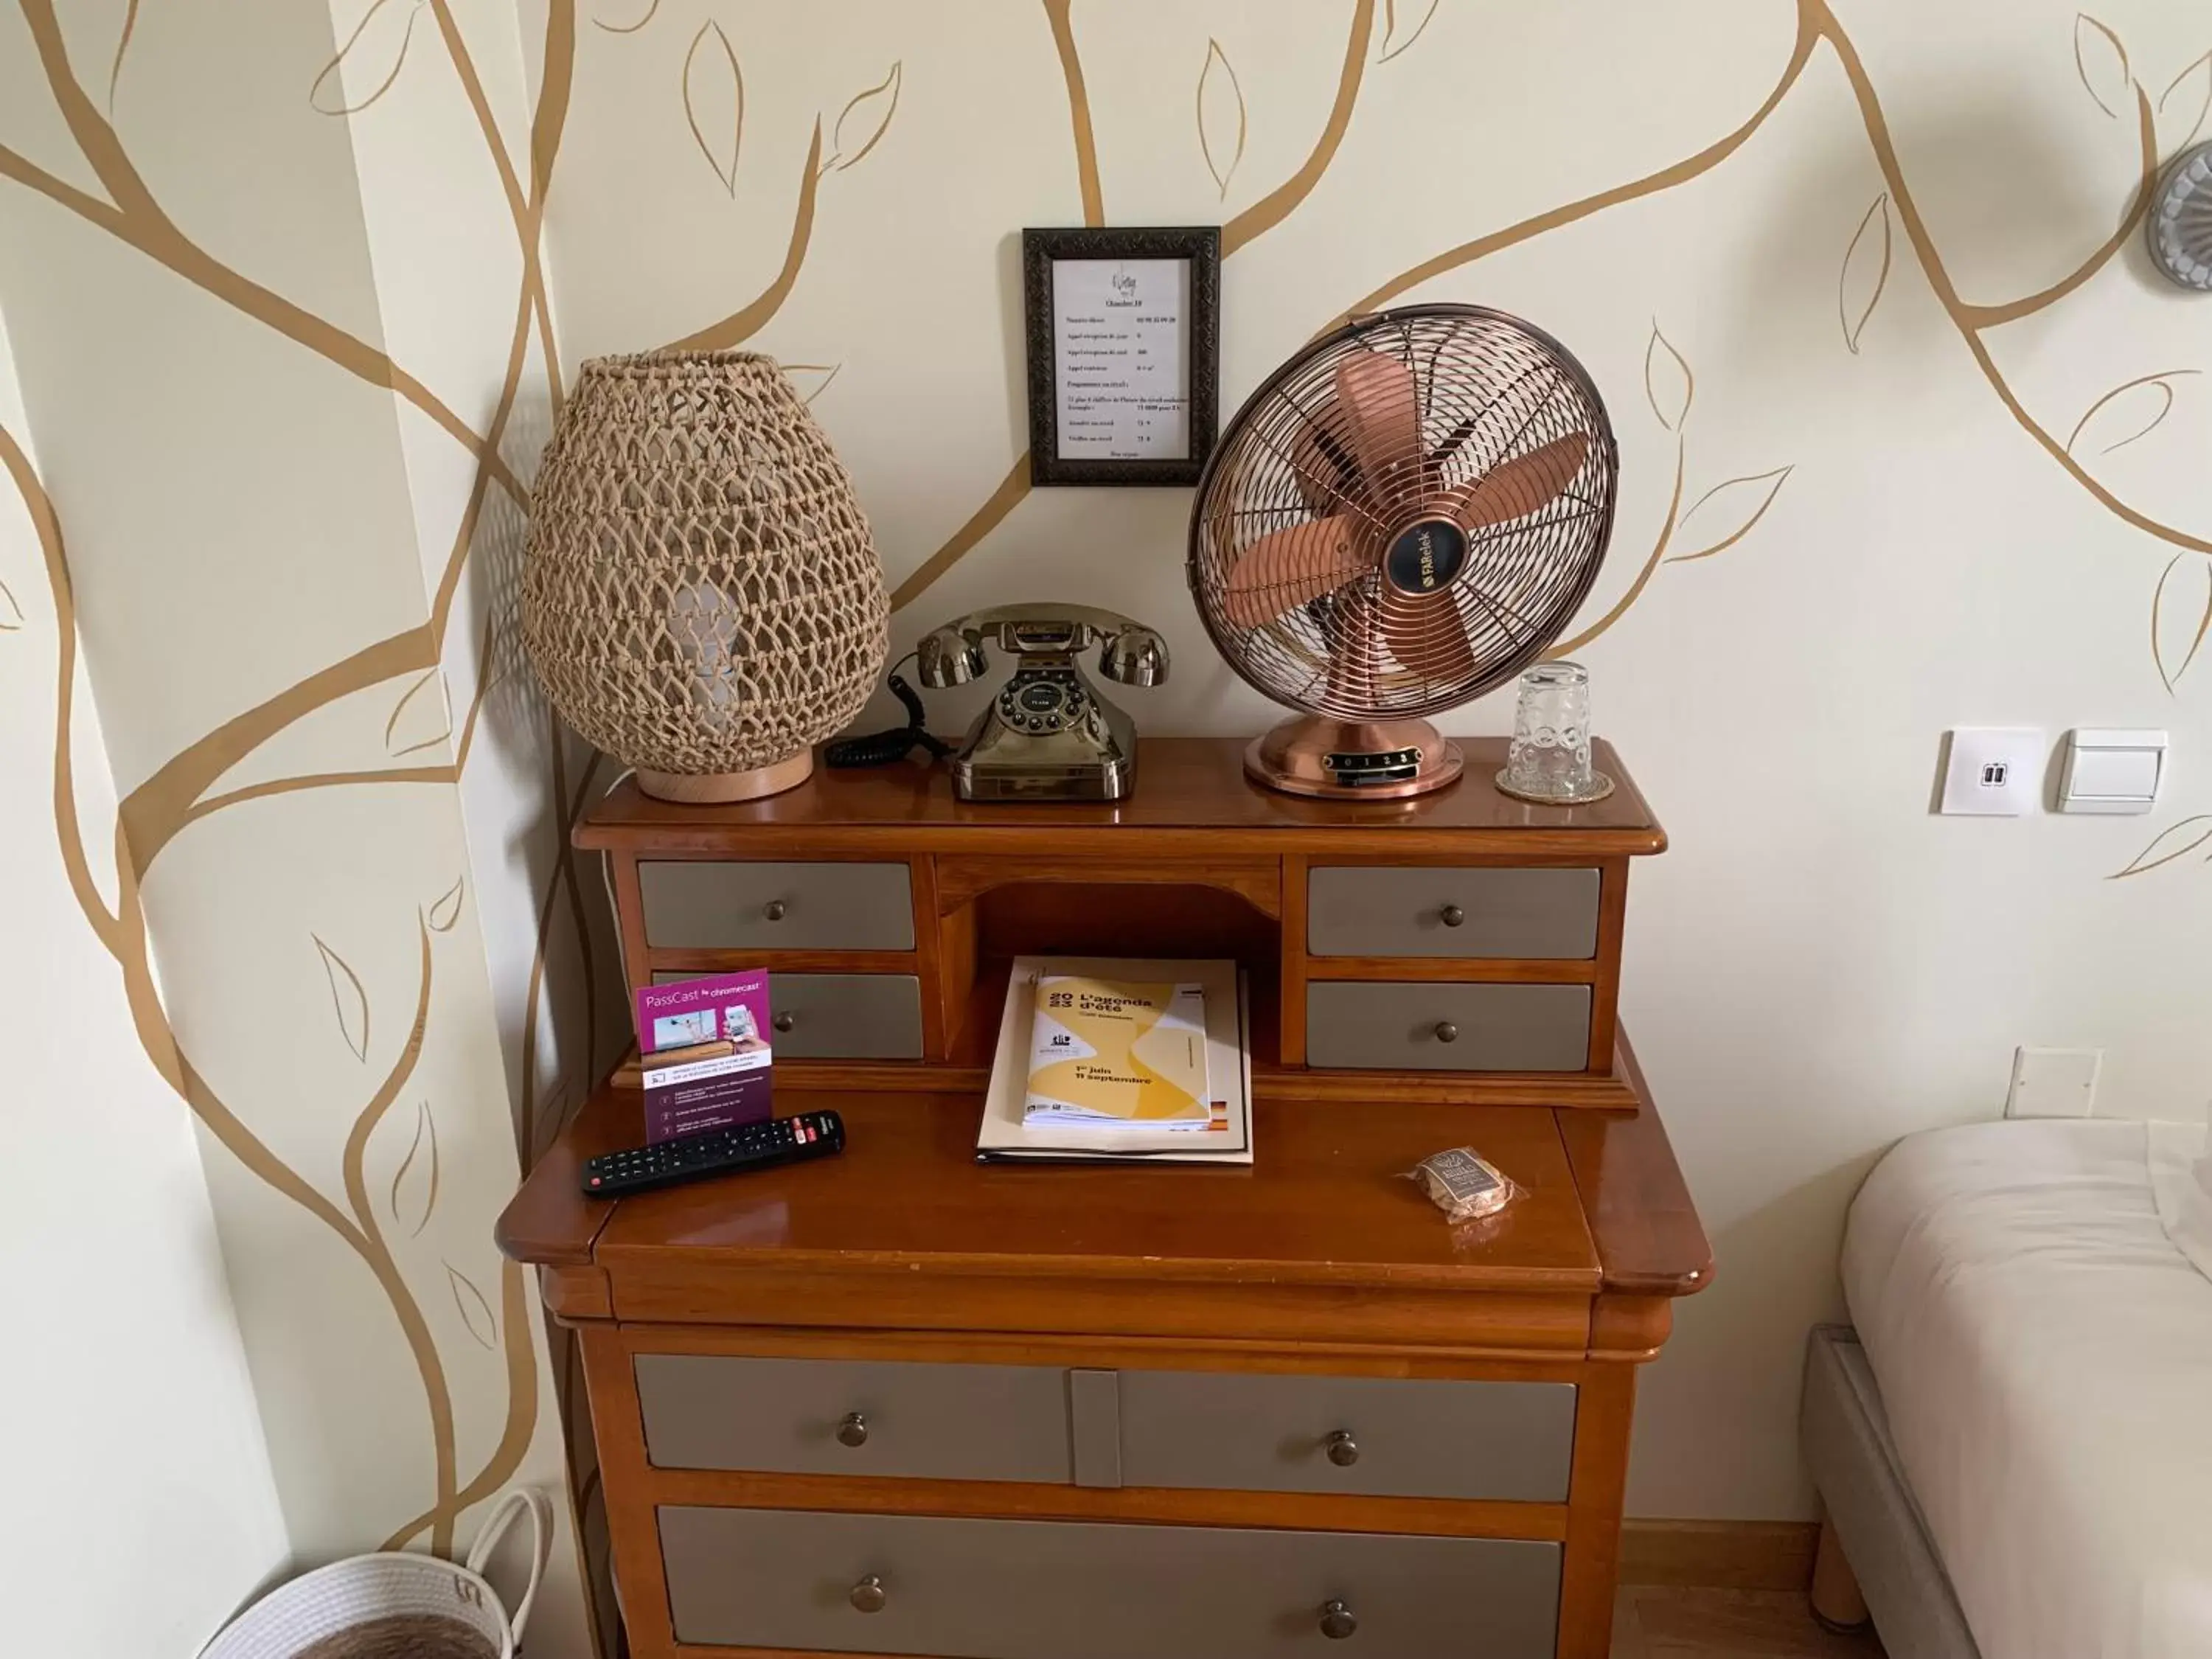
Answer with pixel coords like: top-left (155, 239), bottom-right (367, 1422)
top-left (1022, 226), bottom-right (1221, 487)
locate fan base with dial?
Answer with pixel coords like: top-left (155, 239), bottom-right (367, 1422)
top-left (1246, 715), bottom-right (1465, 800)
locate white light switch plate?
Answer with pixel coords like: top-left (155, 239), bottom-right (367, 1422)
top-left (2005, 1046), bottom-right (2102, 1118)
top-left (1940, 728), bottom-right (2044, 815)
top-left (2058, 728), bottom-right (2167, 814)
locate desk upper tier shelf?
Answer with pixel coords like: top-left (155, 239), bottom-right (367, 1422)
top-left (579, 737), bottom-right (1665, 1110)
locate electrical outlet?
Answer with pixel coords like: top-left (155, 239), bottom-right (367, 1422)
top-left (2005, 1047), bottom-right (2102, 1118)
top-left (1940, 728), bottom-right (2044, 815)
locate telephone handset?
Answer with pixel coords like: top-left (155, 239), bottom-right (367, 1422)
top-left (914, 605), bottom-right (1169, 801)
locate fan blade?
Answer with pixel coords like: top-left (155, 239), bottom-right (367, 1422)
top-left (1334, 351), bottom-right (1422, 507)
top-left (1325, 585), bottom-right (1385, 707)
top-left (1448, 431), bottom-right (1590, 530)
top-left (1222, 515), bottom-right (1368, 627)
top-left (1290, 397), bottom-right (1359, 516)
top-left (1426, 362), bottom-right (1557, 474)
top-left (1379, 585), bottom-right (1477, 685)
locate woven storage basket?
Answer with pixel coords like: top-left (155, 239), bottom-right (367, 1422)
top-left (201, 1490), bottom-right (550, 1659)
top-left (521, 350), bottom-right (890, 801)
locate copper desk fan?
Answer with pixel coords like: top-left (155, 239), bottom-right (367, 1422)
top-left (1189, 303), bottom-right (1618, 799)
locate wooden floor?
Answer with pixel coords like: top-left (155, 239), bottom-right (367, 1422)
top-left (1612, 1587), bottom-right (1887, 1658)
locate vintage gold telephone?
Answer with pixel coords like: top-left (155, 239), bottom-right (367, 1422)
top-left (914, 605), bottom-right (1169, 800)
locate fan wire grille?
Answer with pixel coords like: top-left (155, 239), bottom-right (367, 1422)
top-left (1189, 305), bottom-right (1618, 720)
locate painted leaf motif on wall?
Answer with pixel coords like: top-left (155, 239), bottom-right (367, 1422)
top-left (2067, 369), bottom-right (2198, 457)
top-left (314, 933), bottom-right (372, 1062)
top-left (827, 63), bottom-right (902, 173)
top-left (2110, 814), bottom-right (2212, 878)
top-left (594, 0), bottom-right (660, 35)
top-left (779, 363), bottom-right (842, 405)
top-left (2162, 49), bottom-right (2212, 147)
top-left (531, 1079), bottom-right (575, 1166)
top-left (1838, 193), bottom-right (1892, 355)
top-left (1643, 324), bottom-right (1693, 433)
top-left (385, 667), bottom-right (451, 758)
top-left (1197, 39), bottom-right (1248, 200)
top-left (2073, 15), bottom-right (2131, 119)
top-left (2151, 554), bottom-right (2212, 692)
top-left (310, 0), bottom-right (423, 117)
top-left (1667, 467), bottom-right (1795, 564)
top-left (107, 0), bottom-right (142, 109)
top-left (0, 576), bottom-right (22, 631)
top-left (1378, 0), bottom-right (1443, 64)
top-left (427, 875), bottom-right (466, 933)
top-left (445, 1262), bottom-right (498, 1349)
top-left (682, 20), bottom-right (745, 195)
top-left (389, 1099), bottom-right (441, 1238)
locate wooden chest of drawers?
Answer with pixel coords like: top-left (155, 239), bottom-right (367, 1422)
top-left (510, 737), bottom-right (1708, 1658)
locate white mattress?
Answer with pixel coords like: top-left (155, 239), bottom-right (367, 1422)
top-left (1842, 1119), bottom-right (2212, 1659)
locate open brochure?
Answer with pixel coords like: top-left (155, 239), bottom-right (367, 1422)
top-left (978, 956), bottom-right (1252, 1164)
top-left (1023, 975), bottom-right (1214, 1129)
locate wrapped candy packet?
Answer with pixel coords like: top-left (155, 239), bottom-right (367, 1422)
top-left (1406, 1147), bottom-right (1520, 1222)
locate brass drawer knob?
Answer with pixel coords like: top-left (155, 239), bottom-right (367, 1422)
top-left (762, 899), bottom-right (789, 922)
top-left (1319, 1599), bottom-right (1357, 1640)
top-left (1439, 903), bottom-right (1465, 928)
top-left (836, 1411), bottom-right (869, 1447)
top-left (849, 1575), bottom-right (887, 1614)
top-left (773, 1012), bottom-right (796, 1034)
top-left (1434, 1021), bottom-right (1460, 1044)
top-left (1325, 1430), bottom-right (1360, 1467)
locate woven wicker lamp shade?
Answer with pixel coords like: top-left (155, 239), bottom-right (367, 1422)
top-left (521, 351), bottom-right (889, 802)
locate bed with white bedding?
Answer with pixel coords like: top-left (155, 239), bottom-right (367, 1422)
top-left (1807, 1118), bottom-right (2212, 1659)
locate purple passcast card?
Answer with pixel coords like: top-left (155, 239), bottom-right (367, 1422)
top-left (633, 970), bottom-right (773, 1144)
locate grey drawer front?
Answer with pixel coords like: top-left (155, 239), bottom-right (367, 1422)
top-left (635, 1355), bottom-right (1069, 1482)
top-left (1309, 865), bottom-right (1600, 959)
top-left (661, 1506), bottom-right (1560, 1659)
top-left (1119, 1371), bottom-right (1576, 1502)
top-left (639, 860), bottom-right (914, 950)
top-left (648, 972), bottom-right (925, 1060)
top-left (772, 973), bottom-right (923, 1059)
top-left (1307, 981), bottom-right (1590, 1071)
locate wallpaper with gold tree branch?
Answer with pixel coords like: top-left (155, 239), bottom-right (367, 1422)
top-left (2, 1), bottom-right (2209, 1638)
top-left (1, 0), bottom-right (609, 1649)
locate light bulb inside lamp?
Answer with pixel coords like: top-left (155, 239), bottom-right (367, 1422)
top-left (667, 579), bottom-right (742, 731)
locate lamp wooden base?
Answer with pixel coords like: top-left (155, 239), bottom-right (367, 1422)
top-left (635, 748), bottom-right (813, 804)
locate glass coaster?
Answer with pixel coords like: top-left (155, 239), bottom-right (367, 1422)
top-left (1495, 768), bottom-right (1614, 806)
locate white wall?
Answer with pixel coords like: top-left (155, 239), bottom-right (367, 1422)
top-left (535, 0), bottom-right (2212, 1518)
top-left (0, 307), bottom-right (288, 1659)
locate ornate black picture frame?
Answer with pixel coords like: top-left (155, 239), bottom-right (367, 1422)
top-left (1022, 226), bottom-right (1221, 487)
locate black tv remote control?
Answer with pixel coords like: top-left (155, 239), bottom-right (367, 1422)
top-left (581, 1110), bottom-right (845, 1197)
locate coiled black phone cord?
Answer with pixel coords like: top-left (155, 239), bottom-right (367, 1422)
top-left (824, 655), bottom-right (952, 768)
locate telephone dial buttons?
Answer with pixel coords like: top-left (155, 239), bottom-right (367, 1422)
top-left (998, 673), bottom-right (1086, 734)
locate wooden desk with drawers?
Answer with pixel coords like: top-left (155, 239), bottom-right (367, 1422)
top-left (501, 737), bottom-right (1711, 1659)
